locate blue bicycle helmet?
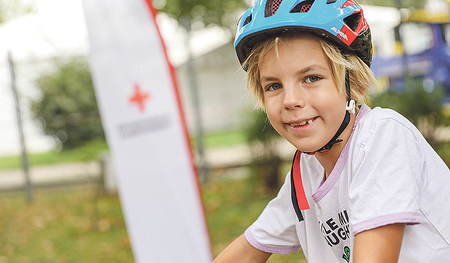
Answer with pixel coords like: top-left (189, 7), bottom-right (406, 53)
top-left (235, 0), bottom-right (372, 70)
top-left (235, 0), bottom-right (372, 154)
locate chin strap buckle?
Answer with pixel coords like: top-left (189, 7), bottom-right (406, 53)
top-left (346, 100), bottom-right (356, 114)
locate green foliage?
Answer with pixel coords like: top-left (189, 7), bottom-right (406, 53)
top-left (0, 0), bottom-right (35, 24)
top-left (154, 0), bottom-right (248, 30)
top-left (371, 78), bottom-right (448, 148)
top-left (245, 109), bottom-right (283, 193)
top-left (154, 0), bottom-right (427, 29)
top-left (246, 109), bottom-right (280, 146)
top-left (31, 58), bottom-right (105, 150)
top-left (357, 0), bottom-right (424, 9)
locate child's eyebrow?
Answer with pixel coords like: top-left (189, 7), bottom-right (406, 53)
top-left (260, 64), bottom-right (328, 82)
top-left (297, 64), bottom-right (328, 74)
top-left (260, 76), bottom-right (278, 83)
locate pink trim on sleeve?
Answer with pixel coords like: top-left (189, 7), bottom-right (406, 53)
top-left (244, 229), bottom-right (301, 254)
top-left (352, 212), bottom-right (423, 235)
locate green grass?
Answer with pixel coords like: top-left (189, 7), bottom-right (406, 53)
top-left (0, 129), bottom-right (305, 261)
top-left (0, 174), bottom-right (306, 262)
top-left (0, 186), bottom-right (133, 263)
top-left (0, 139), bottom-right (109, 171)
top-left (0, 130), bottom-right (247, 171)
top-left (203, 173), bottom-right (307, 262)
top-left (203, 129), bottom-right (248, 149)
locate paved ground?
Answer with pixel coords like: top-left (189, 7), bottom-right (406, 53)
top-left (0, 161), bottom-right (102, 192)
top-left (0, 141), bottom-right (296, 192)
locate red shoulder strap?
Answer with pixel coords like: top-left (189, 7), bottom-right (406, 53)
top-left (292, 151), bottom-right (310, 210)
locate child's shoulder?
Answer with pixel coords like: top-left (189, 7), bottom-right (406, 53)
top-left (354, 105), bottom-right (424, 147)
top-left (359, 105), bottom-right (415, 131)
top-left (364, 105), bottom-right (408, 121)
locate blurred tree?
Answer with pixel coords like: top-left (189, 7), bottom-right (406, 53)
top-left (246, 109), bottom-right (283, 193)
top-left (371, 78), bottom-right (448, 149)
top-left (153, 0), bottom-right (249, 31)
top-left (357, 0), bottom-right (425, 9)
top-left (0, 0), bottom-right (35, 24)
top-left (31, 58), bottom-right (105, 150)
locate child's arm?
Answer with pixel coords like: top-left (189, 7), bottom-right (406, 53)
top-left (213, 234), bottom-right (272, 263)
top-left (353, 223), bottom-right (406, 263)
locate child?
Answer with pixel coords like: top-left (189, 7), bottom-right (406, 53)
top-left (214, 0), bottom-right (450, 262)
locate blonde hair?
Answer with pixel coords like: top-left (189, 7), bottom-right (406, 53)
top-left (243, 33), bottom-right (377, 108)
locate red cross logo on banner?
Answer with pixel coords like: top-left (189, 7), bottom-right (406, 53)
top-left (129, 83), bottom-right (150, 112)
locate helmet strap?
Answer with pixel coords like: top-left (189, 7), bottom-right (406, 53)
top-left (344, 65), bottom-right (356, 114)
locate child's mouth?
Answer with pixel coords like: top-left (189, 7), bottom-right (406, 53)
top-left (290, 117), bottom-right (316, 127)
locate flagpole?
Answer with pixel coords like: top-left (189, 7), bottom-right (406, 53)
top-left (181, 18), bottom-right (210, 182)
top-left (8, 51), bottom-right (33, 203)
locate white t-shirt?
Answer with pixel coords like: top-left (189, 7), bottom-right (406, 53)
top-left (245, 105), bottom-right (450, 262)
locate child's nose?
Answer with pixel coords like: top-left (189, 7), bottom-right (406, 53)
top-left (283, 87), bottom-right (306, 110)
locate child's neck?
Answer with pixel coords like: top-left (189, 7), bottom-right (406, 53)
top-left (315, 113), bottom-right (356, 179)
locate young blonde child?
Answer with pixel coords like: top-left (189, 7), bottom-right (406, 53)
top-left (214, 0), bottom-right (450, 262)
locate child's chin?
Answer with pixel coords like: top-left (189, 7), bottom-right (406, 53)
top-left (292, 142), bottom-right (321, 153)
top-left (296, 146), bottom-right (319, 153)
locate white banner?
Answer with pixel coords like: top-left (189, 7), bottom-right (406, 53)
top-left (81, 0), bottom-right (213, 262)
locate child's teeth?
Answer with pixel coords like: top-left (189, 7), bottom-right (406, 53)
top-left (292, 119), bottom-right (313, 127)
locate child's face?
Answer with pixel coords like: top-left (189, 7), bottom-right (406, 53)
top-left (259, 36), bottom-right (348, 152)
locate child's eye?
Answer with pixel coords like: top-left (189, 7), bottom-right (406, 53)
top-left (266, 83), bottom-right (282, 91)
top-left (305, 76), bottom-right (321, 83)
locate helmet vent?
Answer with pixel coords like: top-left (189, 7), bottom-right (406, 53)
top-left (343, 12), bottom-right (361, 31)
top-left (291, 0), bottom-right (314, 13)
top-left (243, 14), bottom-right (252, 27)
top-left (265, 0), bottom-right (283, 17)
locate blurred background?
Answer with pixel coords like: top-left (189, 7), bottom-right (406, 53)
top-left (1, 0), bottom-right (450, 262)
